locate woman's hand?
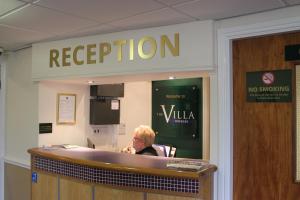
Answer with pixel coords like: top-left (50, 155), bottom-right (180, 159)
top-left (121, 146), bottom-right (135, 154)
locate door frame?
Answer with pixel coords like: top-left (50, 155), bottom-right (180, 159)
top-left (216, 13), bottom-right (300, 200)
top-left (0, 61), bottom-right (6, 200)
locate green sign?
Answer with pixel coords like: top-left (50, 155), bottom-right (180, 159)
top-left (246, 70), bottom-right (292, 102)
top-left (152, 78), bottom-right (202, 159)
top-left (39, 123), bottom-right (52, 134)
top-left (153, 85), bottom-right (199, 139)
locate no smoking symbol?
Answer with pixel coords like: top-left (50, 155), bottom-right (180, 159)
top-left (262, 72), bottom-right (274, 85)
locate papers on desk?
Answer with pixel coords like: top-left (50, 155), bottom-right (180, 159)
top-left (61, 144), bottom-right (80, 149)
top-left (41, 144), bottom-right (80, 150)
top-left (166, 160), bottom-right (204, 171)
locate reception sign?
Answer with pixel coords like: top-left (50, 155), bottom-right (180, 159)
top-left (32, 20), bottom-right (214, 80)
top-left (246, 70), bottom-right (292, 102)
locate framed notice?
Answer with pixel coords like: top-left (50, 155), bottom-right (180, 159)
top-left (57, 93), bottom-right (76, 124)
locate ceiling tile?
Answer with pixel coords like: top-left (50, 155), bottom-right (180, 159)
top-left (34, 0), bottom-right (165, 23)
top-left (0, 0), bottom-right (26, 15)
top-left (0, 24), bottom-right (52, 50)
top-left (174, 0), bottom-right (284, 20)
top-left (0, 5), bottom-right (98, 35)
top-left (284, 0), bottom-right (300, 5)
top-left (1, 0), bottom-right (295, 51)
top-left (109, 7), bottom-right (193, 30)
top-left (50, 24), bottom-right (122, 41)
top-left (154, 0), bottom-right (195, 6)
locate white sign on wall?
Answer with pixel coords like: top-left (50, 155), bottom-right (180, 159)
top-left (32, 20), bottom-right (214, 80)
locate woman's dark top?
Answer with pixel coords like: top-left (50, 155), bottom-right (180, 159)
top-left (136, 146), bottom-right (158, 156)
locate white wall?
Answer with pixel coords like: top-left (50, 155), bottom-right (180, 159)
top-left (5, 48), bottom-right (38, 166)
top-left (38, 82), bottom-right (89, 147)
top-left (118, 82), bottom-right (152, 149)
top-left (38, 81), bottom-right (152, 152)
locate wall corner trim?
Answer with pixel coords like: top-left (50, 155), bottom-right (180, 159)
top-left (4, 157), bottom-right (30, 169)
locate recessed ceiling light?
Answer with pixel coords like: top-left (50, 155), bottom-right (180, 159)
top-left (0, 4), bottom-right (30, 20)
top-left (168, 76), bottom-right (175, 80)
top-left (0, 0), bottom-right (40, 20)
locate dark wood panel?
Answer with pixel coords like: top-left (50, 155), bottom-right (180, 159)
top-left (233, 32), bottom-right (300, 200)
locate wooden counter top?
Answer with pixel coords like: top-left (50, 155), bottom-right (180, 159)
top-left (28, 147), bottom-right (216, 179)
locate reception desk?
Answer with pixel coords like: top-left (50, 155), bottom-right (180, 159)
top-left (28, 147), bottom-right (217, 200)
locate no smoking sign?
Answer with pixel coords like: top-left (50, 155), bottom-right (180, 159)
top-left (246, 69), bottom-right (292, 102)
top-left (262, 72), bottom-right (275, 85)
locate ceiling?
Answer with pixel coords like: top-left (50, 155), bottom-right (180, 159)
top-left (1, 0), bottom-right (300, 52)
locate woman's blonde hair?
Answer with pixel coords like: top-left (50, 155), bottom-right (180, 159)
top-left (134, 125), bottom-right (156, 147)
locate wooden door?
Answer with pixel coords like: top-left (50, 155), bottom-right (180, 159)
top-left (94, 185), bottom-right (143, 200)
top-left (31, 172), bottom-right (58, 200)
top-left (60, 178), bottom-right (92, 200)
top-left (147, 193), bottom-right (197, 200)
top-left (233, 32), bottom-right (300, 199)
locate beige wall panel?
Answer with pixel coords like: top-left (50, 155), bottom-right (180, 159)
top-left (32, 172), bottom-right (58, 200)
top-left (147, 193), bottom-right (197, 200)
top-left (94, 185), bottom-right (143, 200)
top-left (5, 163), bottom-right (30, 200)
top-left (6, 48), bottom-right (38, 164)
top-left (60, 178), bottom-right (92, 200)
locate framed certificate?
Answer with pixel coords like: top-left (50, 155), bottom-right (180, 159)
top-left (57, 93), bottom-right (76, 124)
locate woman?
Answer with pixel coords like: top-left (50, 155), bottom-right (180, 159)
top-left (121, 125), bottom-right (158, 156)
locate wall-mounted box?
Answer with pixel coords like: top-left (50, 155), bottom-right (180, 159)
top-left (90, 84), bottom-right (124, 97)
top-left (90, 99), bottom-right (120, 125)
